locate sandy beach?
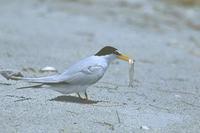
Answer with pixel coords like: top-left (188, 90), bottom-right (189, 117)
top-left (0, 0), bottom-right (200, 132)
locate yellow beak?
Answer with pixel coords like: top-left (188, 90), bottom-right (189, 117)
top-left (117, 53), bottom-right (130, 62)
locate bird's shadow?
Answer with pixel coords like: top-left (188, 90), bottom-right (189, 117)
top-left (49, 95), bottom-right (99, 104)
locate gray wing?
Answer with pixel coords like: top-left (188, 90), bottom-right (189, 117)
top-left (21, 74), bottom-right (62, 83)
top-left (60, 65), bottom-right (105, 85)
top-left (22, 65), bottom-right (105, 85)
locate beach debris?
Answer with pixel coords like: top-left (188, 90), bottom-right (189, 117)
top-left (22, 67), bottom-right (37, 73)
top-left (40, 66), bottom-right (58, 73)
top-left (175, 94), bottom-right (182, 98)
top-left (5, 95), bottom-right (32, 102)
top-left (94, 121), bottom-right (114, 131)
top-left (116, 110), bottom-right (121, 124)
top-left (0, 70), bottom-right (23, 80)
top-left (140, 125), bottom-right (150, 130)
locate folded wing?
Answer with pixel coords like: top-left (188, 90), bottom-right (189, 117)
top-left (16, 65), bottom-right (105, 85)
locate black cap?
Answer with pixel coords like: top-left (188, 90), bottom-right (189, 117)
top-left (95, 46), bottom-right (120, 56)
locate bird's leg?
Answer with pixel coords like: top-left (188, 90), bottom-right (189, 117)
top-left (77, 92), bottom-right (88, 100)
top-left (77, 93), bottom-right (83, 99)
top-left (84, 91), bottom-right (88, 100)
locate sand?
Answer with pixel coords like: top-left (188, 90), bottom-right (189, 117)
top-left (0, 0), bottom-right (199, 132)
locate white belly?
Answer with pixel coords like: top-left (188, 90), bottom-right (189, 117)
top-left (43, 84), bottom-right (89, 94)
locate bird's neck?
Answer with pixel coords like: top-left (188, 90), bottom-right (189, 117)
top-left (102, 54), bottom-right (117, 64)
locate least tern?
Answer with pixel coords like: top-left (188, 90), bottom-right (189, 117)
top-left (1, 46), bottom-right (132, 100)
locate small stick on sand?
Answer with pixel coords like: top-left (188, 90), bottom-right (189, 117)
top-left (116, 110), bottom-right (121, 124)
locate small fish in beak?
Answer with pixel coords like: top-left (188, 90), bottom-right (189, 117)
top-left (116, 52), bottom-right (135, 87)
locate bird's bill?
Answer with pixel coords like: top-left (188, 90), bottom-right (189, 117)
top-left (117, 54), bottom-right (130, 62)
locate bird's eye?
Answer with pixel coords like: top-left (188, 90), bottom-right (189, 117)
top-left (113, 51), bottom-right (121, 55)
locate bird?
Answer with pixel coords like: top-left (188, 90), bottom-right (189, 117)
top-left (1, 46), bottom-right (132, 100)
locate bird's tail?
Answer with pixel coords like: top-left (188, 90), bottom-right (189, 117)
top-left (16, 84), bottom-right (44, 89)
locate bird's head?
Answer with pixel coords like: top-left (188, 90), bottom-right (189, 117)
top-left (95, 46), bottom-right (132, 63)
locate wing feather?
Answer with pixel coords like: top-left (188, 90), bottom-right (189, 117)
top-left (21, 65), bottom-right (105, 85)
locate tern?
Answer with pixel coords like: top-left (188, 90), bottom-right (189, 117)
top-left (1, 46), bottom-right (132, 100)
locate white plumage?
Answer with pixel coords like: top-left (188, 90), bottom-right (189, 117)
top-left (1, 46), bottom-right (131, 100)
